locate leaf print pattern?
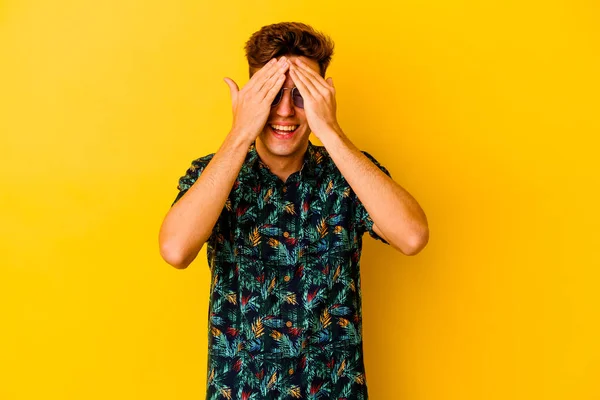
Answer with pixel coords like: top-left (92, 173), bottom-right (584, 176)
top-left (171, 140), bottom-right (392, 399)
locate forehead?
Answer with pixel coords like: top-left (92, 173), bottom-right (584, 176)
top-left (284, 55), bottom-right (320, 73)
top-left (252, 55), bottom-right (321, 76)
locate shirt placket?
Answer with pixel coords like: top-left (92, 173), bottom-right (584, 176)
top-left (279, 179), bottom-right (290, 351)
top-left (281, 175), bottom-right (304, 359)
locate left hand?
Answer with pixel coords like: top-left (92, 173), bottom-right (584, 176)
top-left (289, 59), bottom-right (340, 138)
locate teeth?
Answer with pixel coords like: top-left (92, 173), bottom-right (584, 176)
top-left (271, 124), bottom-right (298, 132)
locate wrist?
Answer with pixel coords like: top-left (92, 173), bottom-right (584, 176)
top-left (228, 127), bottom-right (259, 147)
top-left (319, 123), bottom-right (343, 141)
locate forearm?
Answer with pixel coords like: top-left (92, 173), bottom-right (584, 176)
top-left (319, 127), bottom-right (429, 253)
top-left (159, 131), bottom-right (252, 268)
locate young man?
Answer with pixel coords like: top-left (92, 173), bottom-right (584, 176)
top-left (159, 22), bottom-right (428, 400)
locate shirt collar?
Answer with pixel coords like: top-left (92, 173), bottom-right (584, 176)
top-left (244, 139), bottom-right (322, 181)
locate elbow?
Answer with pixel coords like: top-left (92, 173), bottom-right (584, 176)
top-left (159, 242), bottom-right (189, 269)
top-left (404, 227), bottom-right (429, 256)
top-left (159, 214), bottom-right (207, 269)
top-left (159, 238), bottom-right (202, 270)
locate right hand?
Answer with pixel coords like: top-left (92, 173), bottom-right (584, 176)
top-left (223, 56), bottom-right (290, 144)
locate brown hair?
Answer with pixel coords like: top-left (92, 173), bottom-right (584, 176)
top-left (244, 22), bottom-right (335, 78)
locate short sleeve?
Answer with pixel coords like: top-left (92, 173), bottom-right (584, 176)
top-left (353, 151), bottom-right (392, 244)
top-left (171, 153), bottom-right (215, 207)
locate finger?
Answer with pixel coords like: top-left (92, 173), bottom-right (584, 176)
top-left (259, 65), bottom-right (287, 101)
top-left (223, 77), bottom-right (239, 102)
top-left (293, 59), bottom-right (330, 92)
top-left (256, 70), bottom-right (288, 106)
top-left (263, 73), bottom-right (287, 104)
top-left (289, 66), bottom-right (313, 98)
top-left (223, 77), bottom-right (239, 92)
top-left (257, 57), bottom-right (289, 93)
top-left (326, 77), bottom-right (334, 88)
top-left (243, 57), bottom-right (279, 91)
top-left (290, 64), bottom-right (318, 96)
top-left (294, 58), bottom-right (326, 86)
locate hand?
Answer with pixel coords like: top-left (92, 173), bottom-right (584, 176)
top-left (289, 58), bottom-right (340, 138)
top-left (223, 57), bottom-right (290, 144)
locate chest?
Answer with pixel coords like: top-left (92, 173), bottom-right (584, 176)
top-left (212, 174), bottom-right (361, 275)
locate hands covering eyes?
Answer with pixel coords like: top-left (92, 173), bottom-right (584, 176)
top-left (223, 56), bottom-right (290, 144)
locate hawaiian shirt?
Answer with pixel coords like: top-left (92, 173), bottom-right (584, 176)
top-left (171, 140), bottom-right (391, 400)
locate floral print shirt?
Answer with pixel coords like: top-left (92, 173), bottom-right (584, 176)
top-left (172, 140), bottom-right (391, 400)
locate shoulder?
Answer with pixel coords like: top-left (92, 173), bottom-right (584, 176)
top-left (177, 153), bottom-right (215, 191)
top-left (189, 153), bottom-right (216, 169)
top-left (313, 143), bottom-right (379, 162)
top-left (315, 144), bottom-right (387, 176)
top-left (180, 153), bottom-right (216, 178)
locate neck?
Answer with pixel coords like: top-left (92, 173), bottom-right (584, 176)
top-left (255, 139), bottom-right (308, 182)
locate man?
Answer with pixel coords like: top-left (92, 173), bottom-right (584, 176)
top-left (159, 22), bottom-right (428, 400)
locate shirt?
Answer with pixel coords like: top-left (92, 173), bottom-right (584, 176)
top-left (171, 140), bottom-right (391, 400)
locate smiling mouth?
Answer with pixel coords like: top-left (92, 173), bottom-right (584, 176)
top-left (269, 124), bottom-right (299, 135)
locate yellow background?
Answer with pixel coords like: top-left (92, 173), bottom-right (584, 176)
top-left (1, 0), bottom-right (598, 399)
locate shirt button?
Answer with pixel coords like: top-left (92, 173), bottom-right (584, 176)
top-left (283, 231), bottom-right (290, 238)
top-left (286, 320), bottom-right (292, 327)
top-left (283, 186), bottom-right (287, 193)
top-left (284, 275), bottom-right (290, 282)
top-left (288, 368), bottom-right (294, 375)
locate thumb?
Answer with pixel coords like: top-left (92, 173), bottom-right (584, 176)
top-left (223, 77), bottom-right (239, 99)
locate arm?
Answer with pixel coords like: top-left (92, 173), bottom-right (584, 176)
top-left (288, 58), bottom-right (429, 255)
top-left (159, 56), bottom-right (291, 269)
top-left (320, 128), bottom-right (429, 255)
top-left (158, 132), bottom-right (251, 269)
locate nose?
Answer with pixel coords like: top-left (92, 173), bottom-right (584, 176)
top-left (274, 90), bottom-right (295, 117)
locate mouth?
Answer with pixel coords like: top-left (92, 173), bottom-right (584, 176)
top-left (268, 124), bottom-right (300, 140)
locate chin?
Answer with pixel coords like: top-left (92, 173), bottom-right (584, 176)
top-left (259, 129), bottom-right (309, 156)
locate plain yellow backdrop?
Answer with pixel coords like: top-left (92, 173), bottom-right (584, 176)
top-left (1, 0), bottom-right (599, 399)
